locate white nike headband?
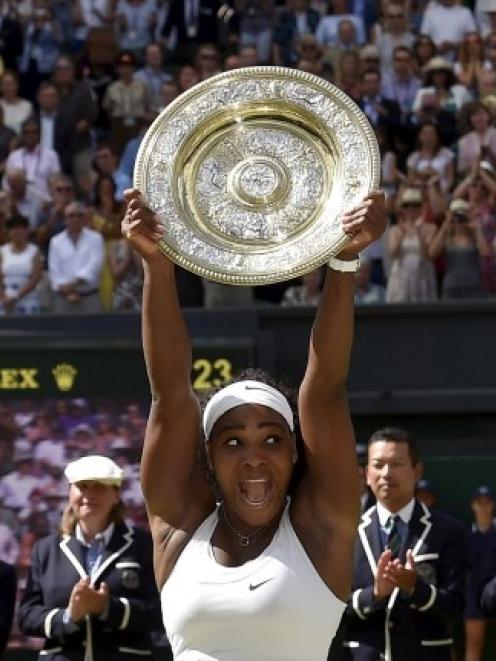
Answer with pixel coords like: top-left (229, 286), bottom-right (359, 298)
top-left (202, 380), bottom-right (294, 439)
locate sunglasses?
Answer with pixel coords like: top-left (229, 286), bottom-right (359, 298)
top-left (388, 13), bottom-right (404, 18)
top-left (56, 186), bottom-right (73, 192)
top-left (402, 202), bottom-right (421, 208)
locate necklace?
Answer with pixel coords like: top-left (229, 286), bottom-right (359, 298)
top-left (221, 505), bottom-right (266, 547)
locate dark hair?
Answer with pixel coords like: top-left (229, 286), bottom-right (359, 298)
top-left (6, 214), bottom-right (29, 230)
top-left (458, 100), bottom-right (492, 135)
top-left (21, 115), bottom-right (40, 132)
top-left (368, 427), bottom-right (419, 465)
top-left (94, 174), bottom-right (117, 207)
top-left (95, 142), bottom-right (117, 156)
top-left (416, 121), bottom-right (442, 151)
top-left (424, 66), bottom-right (455, 89)
top-left (197, 368), bottom-right (305, 498)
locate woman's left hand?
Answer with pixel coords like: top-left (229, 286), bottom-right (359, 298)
top-left (76, 581), bottom-right (110, 615)
top-left (338, 191), bottom-right (387, 259)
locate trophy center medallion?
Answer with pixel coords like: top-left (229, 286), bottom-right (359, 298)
top-left (228, 157), bottom-right (288, 207)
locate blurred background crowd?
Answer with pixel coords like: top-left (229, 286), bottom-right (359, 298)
top-left (0, 0), bottom-right (495, 312)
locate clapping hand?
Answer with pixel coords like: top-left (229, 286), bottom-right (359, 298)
top-left (68, 578), bottom-right (110, 621)
top-left (374, 549), bottom-right (396, 599)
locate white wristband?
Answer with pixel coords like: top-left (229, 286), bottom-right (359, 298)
top-left (327, 256), bottom-right (360, 272)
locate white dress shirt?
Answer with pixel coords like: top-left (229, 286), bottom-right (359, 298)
top-left (48, 228), bottom-right (105, 293)
top-left (40, 111), bottom-right (56, 151)
top-left (420, 3), bottom-right (476, 49)
top-left (377, 498), bottom-right (416, 531)
top-left (5, 146), bottom-right (61, 195)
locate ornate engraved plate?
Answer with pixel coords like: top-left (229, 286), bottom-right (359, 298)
top-left (134, 67), bottom-right (380, 285)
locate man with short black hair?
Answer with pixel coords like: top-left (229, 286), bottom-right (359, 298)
top-left (339, 427), bottom-right (467, 660)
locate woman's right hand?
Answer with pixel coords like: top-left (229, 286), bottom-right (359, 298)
top-left (122, 189), bottom-right (165, 262)
top-left (68, 579), bottom-right (90, 622)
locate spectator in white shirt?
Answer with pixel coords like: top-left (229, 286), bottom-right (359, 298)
top-left (0, 453), bottom-right (42, 512)
top-left (4, 116), bottom-right (60, 196)
top-left (48, 201), bottom-right (105, 314)
top-left (5, 169), bottom-right (48, 231)
top-left (420, 0), bottom-right (477, 61)
top-left (37, 81), bottom-right (59, 153)
top-left (316, 0), bottom-right (366, 49)
top-left (0, 70), bottom-right (33, 136)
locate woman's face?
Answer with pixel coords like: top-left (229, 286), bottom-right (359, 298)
top-left (417, 39), bottom-right (435, 62)
top-left (69, 481), bottom-right (119, 530)
top-left (8, 225), bottom-right (28, 245)
top-left (400, 201), bottom-right (422, 220)
top-left (469, 178), bottom-right (486, 201)
top-left (431, 70), bottom-right (449, 89)
top-left (179, 66), bottom-right (200, 91)
top-left (208, 404), bottom-right (295, 526)
top-left (1, 74), bottom-right (18, 99)
top-left (470, 107), bottom-right (490, 132)
top-left (419, 125), bottom-right (438, 149)
top-left (466, 33), bottom-right (481, 56)
top-left (340, 52), bottom-right (359, 76)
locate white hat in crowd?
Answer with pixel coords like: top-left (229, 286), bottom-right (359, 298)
top-left (400, 187), bottom-right (423, 205)
top-left (64, 455), bottom-right (123, 486)
top-left (449, 198), bottom-right (470, 215)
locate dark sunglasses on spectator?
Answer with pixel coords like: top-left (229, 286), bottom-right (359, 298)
top-left (66, 212), bottom-right (85, 217)
top-left (402, 202), bottom-right (421, 208)
top-left (56, 186), bottom-right (72, 192)
top-left (201, 54), bottom-right (218, 60)
top-left (388, 13), bottom-right (404, 18)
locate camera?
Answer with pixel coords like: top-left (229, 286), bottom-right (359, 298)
top-left (452, 212), bottom-right (468, 224)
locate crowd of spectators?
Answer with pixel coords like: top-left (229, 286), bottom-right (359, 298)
top-left (0, 0), bottom-right (495, 314)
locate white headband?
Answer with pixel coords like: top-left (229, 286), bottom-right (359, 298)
top-left (202, 380), bottom-right (294, 439)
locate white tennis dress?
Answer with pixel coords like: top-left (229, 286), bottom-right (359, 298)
top-left (161, 502), bottom-right (346, 660)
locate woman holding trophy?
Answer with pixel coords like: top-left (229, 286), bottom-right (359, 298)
top-left (122, 181), bottom-right (386, 659)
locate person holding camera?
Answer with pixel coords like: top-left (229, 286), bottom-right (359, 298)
top-left (386, 187), bottom-right (438, 303)
top-left (428, 198), bottom-right (492, 299)
top-left (452, 162), bottom-right (496, 295)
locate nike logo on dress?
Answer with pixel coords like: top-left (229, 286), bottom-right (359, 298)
top-left (249, 578), bottom-right (274, 591)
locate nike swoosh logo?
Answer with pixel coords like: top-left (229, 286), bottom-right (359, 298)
top-left (249, 578), bottom-right (274, 591)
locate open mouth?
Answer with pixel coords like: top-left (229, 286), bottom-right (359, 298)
top-left (239, 479), bottom-right (273, 508)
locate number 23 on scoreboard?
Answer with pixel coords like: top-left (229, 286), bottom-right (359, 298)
top-left (192, 358), bottom-right (233, 390)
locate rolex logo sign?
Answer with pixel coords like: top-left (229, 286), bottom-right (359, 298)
top-left (52, 363), bottom-right (78, 392)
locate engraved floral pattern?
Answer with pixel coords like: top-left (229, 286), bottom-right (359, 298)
top-left (135, 67), bottom-right (379, 284)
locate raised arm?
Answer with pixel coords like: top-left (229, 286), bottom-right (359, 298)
top-left (122, 191), bottom-right (213, 529)
top-left (295, 193), bottom-right (386, 597)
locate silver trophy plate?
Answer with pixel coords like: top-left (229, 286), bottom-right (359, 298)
top-left (134, 66), bottom-right (380, 285)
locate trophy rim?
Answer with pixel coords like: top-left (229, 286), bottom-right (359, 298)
top-left (134, 66), bottom-right (380, 285)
